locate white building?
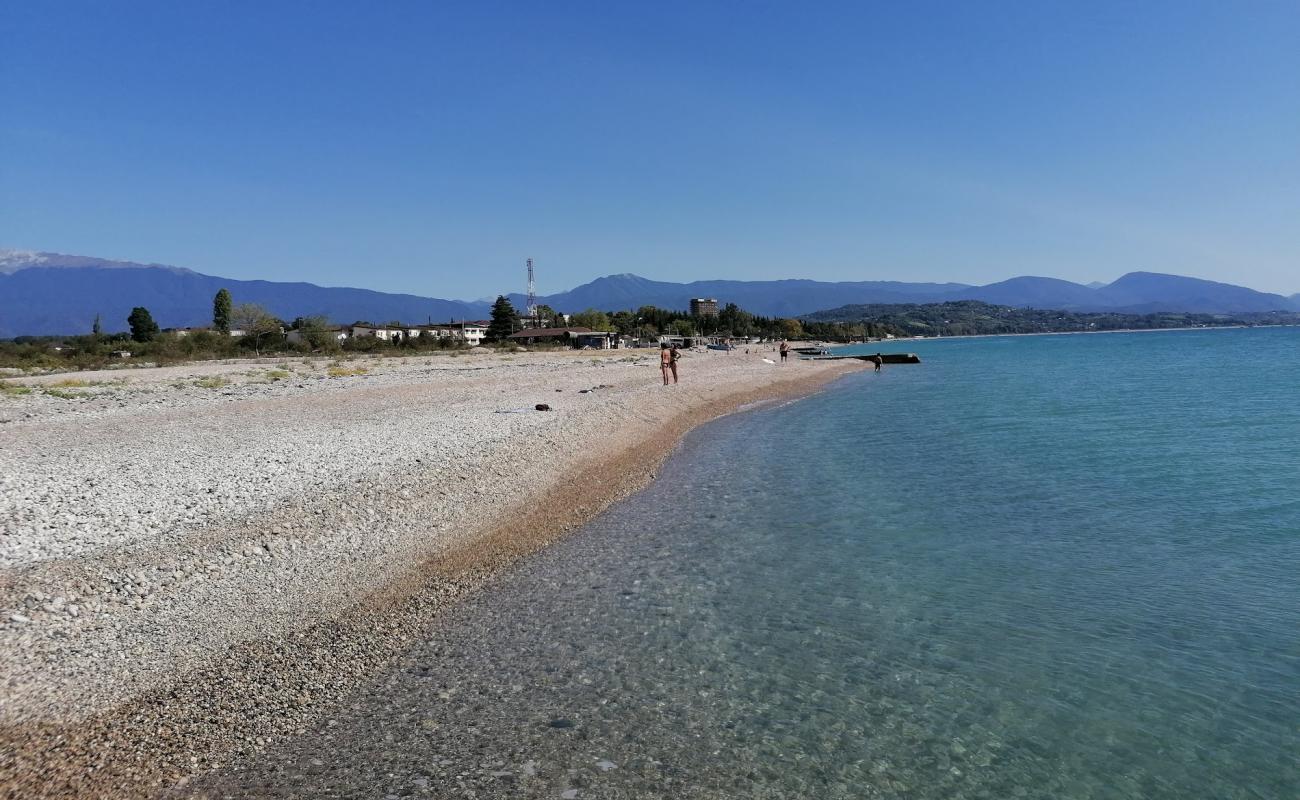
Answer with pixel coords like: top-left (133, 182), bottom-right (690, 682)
top-left (350, 324), bottom-right (400, 341)
top-left (422, 323), bottom-right (486, 345)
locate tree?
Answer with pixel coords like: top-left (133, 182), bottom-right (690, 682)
top-left (779, 318), bottom-right (804, 339)
top-left (718, 302), bottom-right (754, 336)
top-left (92, 314), bottom-right (102, 337)
top-left (570, 308), bottom-right (611, 331)
top-left (296, 315), bottom-right (338, 350)
top-left (213, 288), bottom-right (232, 334)
top-left (668, 319), bottom-right (695, 337)
top-left (609, 310), bottom-right (637, 335)
top-left (127, 307), bottom-right (159, 342)
top-left (534, 304), bottom-right (561, 327)
top-left (486, 296), bottom-right (520, 343)
top-left (232, 303), bottom-right (281, 354)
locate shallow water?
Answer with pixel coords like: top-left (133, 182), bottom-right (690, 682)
top-left (199, 327), bottom-right (1300, 799)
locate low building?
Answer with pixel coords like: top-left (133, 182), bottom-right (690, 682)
top-left (690, 298), bottom-right (719, 317)
top-left (350, 324), bottom-right (401, 341)
top-left (518, 314), bottom-right (559, 329)
top-left (420, 322), bottom-right (488, 345)
top-left (169, 327), bottom-right (244, 337)
top-left (507, 327), bottom-right (616, 349)
top-left (286, 327), bottom-right (350, 345)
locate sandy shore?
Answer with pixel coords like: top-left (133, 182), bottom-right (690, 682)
top-left (0, 348), bottom-right (863, 798)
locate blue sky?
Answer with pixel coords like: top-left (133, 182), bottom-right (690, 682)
top-left (3, 1), bottom-right (1298, 299)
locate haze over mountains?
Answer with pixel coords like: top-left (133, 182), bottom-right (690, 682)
top-left (1, 250), bottom-right (1297, 338)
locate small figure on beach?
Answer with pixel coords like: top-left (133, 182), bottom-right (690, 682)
top-left (779, 340), bottom-right (790, 362)
top-left (872, 353), bottom-right (883, 372)
top-left (669, 343), bottom-right (681, 383)
top-left (660, 343), bottom-right (673, 385)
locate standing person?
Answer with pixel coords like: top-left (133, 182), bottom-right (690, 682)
top-left (669, 343), bottom-right (681, 384)
top-left (779, 340), bottom-right (790, 362)
top-left (872, 353), bottom-right (883, 372)
top-left (660, 343), bottom-right (673, 385)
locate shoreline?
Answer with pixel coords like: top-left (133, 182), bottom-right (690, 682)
top-left (0, 350), bottom-right (865, 798)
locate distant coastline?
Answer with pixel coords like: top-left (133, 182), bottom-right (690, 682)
top-left (883, 322), bottom-right (1299, 344)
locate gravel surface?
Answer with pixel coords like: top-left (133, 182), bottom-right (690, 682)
top-left (0, 348), bottom-right (862, 798)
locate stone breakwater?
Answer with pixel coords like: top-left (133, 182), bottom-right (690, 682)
top-left (0, 350), bottom-right (862, 798)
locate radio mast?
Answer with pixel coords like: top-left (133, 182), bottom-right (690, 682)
top-left (526, 258), bottom-right (537, 321)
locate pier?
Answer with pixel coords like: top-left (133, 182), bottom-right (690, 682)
top-left (801, 352), bottom-right (922, 364)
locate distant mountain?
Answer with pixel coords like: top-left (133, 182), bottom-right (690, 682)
top-left (1090, 272), bottom-right (1296, 313)
top-left (525, 271), bottom-right (1296, 317)
top-left (2, 250), bottom-right (1295, 338)
top-left (0, 252), bottom-right (488, 338)
top-left (952, 276), bottom-right (1100, 308)
top-left (514, 274), bottom-right (971, 318)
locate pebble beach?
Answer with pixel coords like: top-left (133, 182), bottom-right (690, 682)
top-left (0, 348), bottom-right (862, 798)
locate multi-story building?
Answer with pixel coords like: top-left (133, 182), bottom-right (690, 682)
top-left (690, 298), bottom-right (720, 317)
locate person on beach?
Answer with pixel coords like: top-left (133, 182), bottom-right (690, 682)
top-left (779, 340), bottom-right (790, 362)
top-left (660, 343), bottom-right (673, 385)
top-left (669, 343), bottom-right (681, 383)
top-left (872, 353), bottom-right (883, 372)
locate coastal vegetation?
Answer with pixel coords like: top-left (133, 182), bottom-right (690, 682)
top-left (126, 307), bottom-right (160, 343)
top-left (801, 300), bottom-right (1300, 339)
top-left (8, 289), bottom-right (1299, 375)
top-left (212, 288), bottom-right (232, 334)
top-left (485, 295), bottom-right (521, 342)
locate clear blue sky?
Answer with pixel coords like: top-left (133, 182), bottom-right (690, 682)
top-left (3, 1), bottom-right (1298, 299)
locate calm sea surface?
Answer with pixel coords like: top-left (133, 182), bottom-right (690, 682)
top-left (203, 327), bottom-right (1300, 799)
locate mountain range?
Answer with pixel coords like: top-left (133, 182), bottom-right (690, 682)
top-left (0, 251), bottom-right (483, 339)
top-left (1, 250), bottom-right (1296, 338)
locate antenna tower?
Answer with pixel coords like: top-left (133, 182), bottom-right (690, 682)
top-left (526, 258), bottom-right (537, 320)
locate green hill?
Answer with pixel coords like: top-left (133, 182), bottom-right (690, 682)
top-left (801, 300), bottom-right (1300, 339)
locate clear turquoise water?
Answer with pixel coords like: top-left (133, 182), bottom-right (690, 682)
top-left (202, 327), bottom-right (1300, 799)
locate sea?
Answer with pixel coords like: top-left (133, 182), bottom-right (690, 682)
top-left (202, 326), bottom-right (1299, 799)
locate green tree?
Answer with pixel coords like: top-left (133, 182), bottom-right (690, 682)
top-left (232, 303), bottom-right (281, 354)
top-left (668, 318), bottom-right (695, 337)
top-left (296, 315), bottom-right (339, 350)
top-left (779, 318), bottom-right (804, 340)
top-left (127, 307), bottom-right (159, 342)
top-left (717, 302), bottom-right (754, 336)
top-left (609, 310), bottom-right (637, 335)
top-left (534, 304), bottom-right (561, 327)
top-left (213, 288), bottom-right (232, 334)
top-left (570, 308), bottom-right (611, 330)
top-left (486, 295), bottom-right (520, 342)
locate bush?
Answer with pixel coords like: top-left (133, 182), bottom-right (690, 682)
top-left (327, 365), bottom-right (368, 377)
